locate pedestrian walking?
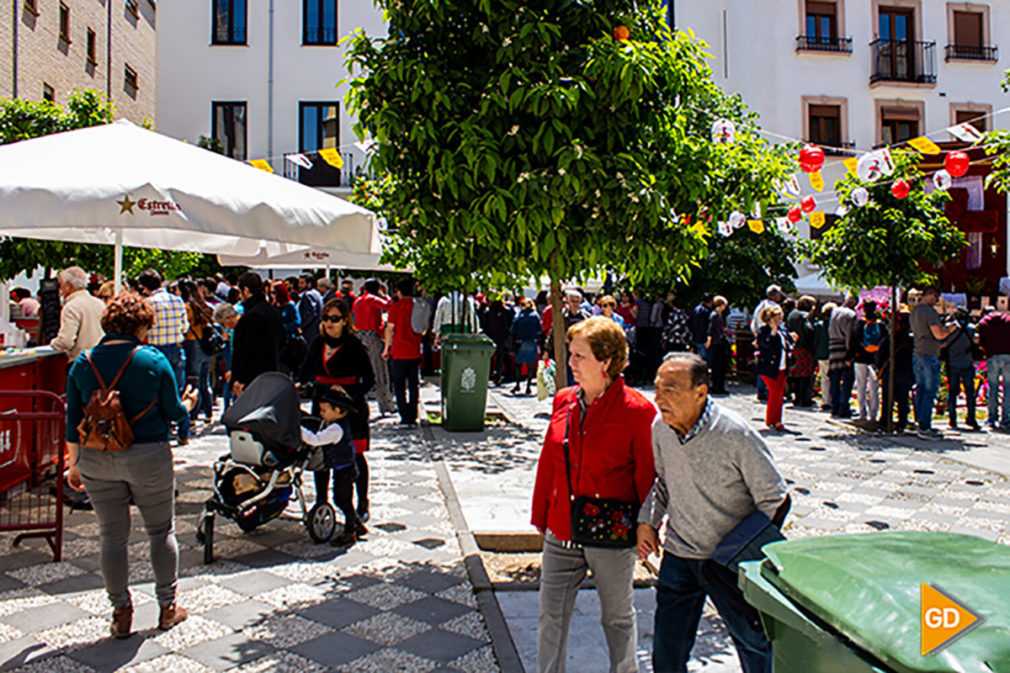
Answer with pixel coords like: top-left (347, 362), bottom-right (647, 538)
top-left (297, 273), bottom-right (324, 346)
top-left (510, 298), bottom-right (542, 395)
top-left (878, 310), bottom-right (914, 433)
top-left (353, 279), bottom-right (397, 415)
top-left (943, 308), bottom-right (980, 431)
top-left (597, 295), bottom-right (626, 330)
top-left (691, 293), bottom-right (715, 362)
top-left (138, 269), bottom-right (191, 444)
top-left (179, 280), bottom-right (215, 425)
top-left (854, 301), bottom-right (885, 422)
top-left (750, 285), bottom-right (783, 403)
top-left (910, 287), bottom-right (957, 439)
top-left (65, 292), bottom-right (198, 638)
top-left (230, 272), bottom-right (285, 396)
top-left (786, 296), bottom-right (816, 408)
top-left (483, 295), bottom-right (516, 386)
top-left (212, 302), bottom-right (240, 412)
top-left (531, 317), bottom-right (655, 673)
top-left (383, 280), bottom-right (424, 425)
top-left (50, 266), bottom-right (107, 364)
top-left (756, 306), bottom-right (794, 431)
top-left (812, 302), bottom-right (835, 411)
top-left (705, 295), bottom-right (729, 395)
top-left (979, 306), bottom-right (1010, 431)
top-left (638, 353), bottom-right (788, 673)
top-left (828, 295), bottom-right (859, 419)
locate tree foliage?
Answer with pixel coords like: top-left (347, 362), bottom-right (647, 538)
top-left (347, 0), bottom-right (795, 292)
top-left (0, 89), bottom-right (206, 281)
top-left (801, 150), bottom-right (966, 290)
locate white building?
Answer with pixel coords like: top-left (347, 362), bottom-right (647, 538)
top-left (676, 0), bottom-right (1009, 290)
top-left (157, 1), bottom-right (385, 193)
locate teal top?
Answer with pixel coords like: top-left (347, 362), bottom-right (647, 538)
top-left (66, 333), bottom-right (188, 444)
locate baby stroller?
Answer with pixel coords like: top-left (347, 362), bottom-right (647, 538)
top-left (196, 372), bottom-right (337, 564)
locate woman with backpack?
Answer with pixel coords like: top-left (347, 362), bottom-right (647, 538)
top-left (943, 308), bottom-right (980, 431)
top-left (66, 292), bottom-right (198, 639)
top-left (854, 301), bottom-right (886, 423)
top-left (180, 279), bottom-right (215, 426)
top-left (511, 298), bottom-right (542, 395)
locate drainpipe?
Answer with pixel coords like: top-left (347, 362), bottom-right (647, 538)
top-left (267, 0), bottom-right (275, 162)
top-left (12, 0), bottom-right (17, 97)
top-left (106, 0), bottom-right (112, 98)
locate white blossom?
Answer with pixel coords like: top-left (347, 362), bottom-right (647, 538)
top-left (502, 37), bottom-right (512, 47)
top-left (508, 125), bottom-right (519, 136)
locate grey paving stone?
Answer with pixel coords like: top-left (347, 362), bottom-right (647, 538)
top-left (201, 599), bottom-right (275, 631)
top-left (0, 601), bottom-right (88, 634)
top-left (296, 596), bottom-right (380, 630)
top-left (787, 517), bottom-right (844, 531)
top-left (393, 596), bottom-right (472, 625)
top-left (0, 551), bottom-right (51, 573)
top-left (396, 628), bottom-right (484, 662)
top-left (215, 570), bottom-right (291, 597)
top-left (68, 554), bottom-right (102, 573)
top-left (38, 573), bottom-right (106, 596)
top-left (70, 636), bottom-right (168, 673)
top-left (0, 575), bottom-right (26, 595)
top-left (229, 549), bottom-right (300, 570)
top-left (291, 631), bottom-right (381, 667)
top-left (400, 570), bottom-right (466, 595)
top-left (182, 632), bottom-right (276, 671)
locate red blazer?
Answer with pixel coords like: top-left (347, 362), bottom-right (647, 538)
top-left (531, 377), bottom-right (656, 542)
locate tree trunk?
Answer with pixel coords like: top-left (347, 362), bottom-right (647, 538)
top-left (885, 284), bottom-right (897, 434)
top-left (550, 277), bottom-right (567, 391)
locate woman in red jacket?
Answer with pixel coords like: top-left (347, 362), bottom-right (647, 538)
top-left (531, 316), bottom-right (656, 673)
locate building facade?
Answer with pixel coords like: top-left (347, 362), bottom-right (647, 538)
top-left (157, 1), bottom-right (385, 192)
top-left (677, 0), bottom-right (1009, 291)
top-left (4, 0), bottom-right (157, 124)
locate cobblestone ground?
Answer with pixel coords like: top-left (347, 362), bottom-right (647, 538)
top-left (0, 411), bottom-right (499, 673)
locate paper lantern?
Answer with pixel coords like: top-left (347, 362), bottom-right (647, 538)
top-left (711, 119), bottom-right (736, 145)
top-left (856, 154), bottom-right (882, 182)
top-left (729, 210), bottom-right (746, 229)
top-left (801, 196), bottom-right (816, 213)
top-left (932, 169), bottom-right (952, 191)
top-left (799, 144), bottom-right (825, 174)
top-left (786, 205), bottom-right (802, 223)
top-left (851, 187), bottom-right (869, 207)
top-left (891, 179), bottom-right (910, 199)
top-left (944, 151), bottom-right (970, 178)
top-left (612, 25), bottom-right (630, 41)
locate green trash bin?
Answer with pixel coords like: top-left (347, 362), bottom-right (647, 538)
top-left (739, 532), bottom-right (1010, 673)
top-left (439, 333), bottom-right (495, 432)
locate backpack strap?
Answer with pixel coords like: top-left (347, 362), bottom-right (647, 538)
top-left (106, 347), bottom-right (141, 391)
top-left (130, 398), bottom-right (158, 425)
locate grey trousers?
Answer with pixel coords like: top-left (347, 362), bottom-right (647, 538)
top-left (538, 533), bottom-right (639, 673)
top-left (358, 330), bottom-right (396, 413)
top-left (77, 442), bottom-right (179, 609)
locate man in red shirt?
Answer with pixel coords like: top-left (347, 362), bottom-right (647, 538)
top-left (353, 279), bottom-right (396, 414)
top-left (383, 279), bottom-right (424, 425)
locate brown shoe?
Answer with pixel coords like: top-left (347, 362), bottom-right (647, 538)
top-left (110, 606), bottom-right (133, 639)
top-left (158, 603), bottom-right (188, 630)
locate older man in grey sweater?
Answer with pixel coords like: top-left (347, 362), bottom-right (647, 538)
top-left (638, 354), bottom-right (787, 673)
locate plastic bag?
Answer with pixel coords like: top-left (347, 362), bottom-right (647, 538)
top-left (536, 359), bottom-right (557, 401)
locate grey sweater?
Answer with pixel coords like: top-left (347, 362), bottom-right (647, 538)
top-left (639, 401), bottom-right (787, 560)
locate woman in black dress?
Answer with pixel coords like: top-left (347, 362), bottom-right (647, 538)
top-left (298, 298), bottom-right (376, 539)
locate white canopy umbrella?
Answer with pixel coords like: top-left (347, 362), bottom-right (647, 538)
top-left (0, 120), bottom-right (379, 289)
top-left (216, 244), bottom-right (407, 273)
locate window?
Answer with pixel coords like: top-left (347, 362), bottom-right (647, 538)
top-left (212, 102), bottom-right (247, 160)
top-left (809, 105), bottom-right (842, 146)
top-left (946, 7), bottom-right (996, 61)
top-left (303, 0), bottom-right (337, 45)
top-left (297, 102), bottom-right (341, 186)
top-left (880, 105), bottom-right (920, 146)
top-left (953, 108), bottom-right (988, 132)
top-left (42, 83), bottom-right (54, 102)
top-left (125, 0), bottom-right (138, 17)
top-left (805, 1), bottom-right (837, 42)
top-left (59, 3), bottom-right (70, 42)
top-left (124, 64), bottom-right (138, 92)
top-left (23, 0), bottom-right (37, 16)
top-left (213, 0), bottom-right (247, 45)
top-left (86, 28), bottom-right (97, 64)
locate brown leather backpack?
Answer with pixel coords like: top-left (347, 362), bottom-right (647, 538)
top-left (77, 347), bottom-right (156, 451)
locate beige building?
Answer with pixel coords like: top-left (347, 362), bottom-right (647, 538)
top-left (4, 0), bottom-right (156, 124)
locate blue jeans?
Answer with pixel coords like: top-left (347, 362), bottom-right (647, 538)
top-left (947, 364), bottom-right (976, 426)
top-left (695, 343), bottom-right (710, 365)
top-left (829, 366), bottom-right (854, 417)
top-left (654, 553), bottom-right (771, 673)
top-left (184, 340), bottom-right (213, 421)
top-left (155, 343), bottom-right (188, 441)
top-left (988, 354), bottom-right (1010, 427)
top-left (221, 343), bottom-right (234, 411)
top-left (913, 354), bottom-right (941, 431)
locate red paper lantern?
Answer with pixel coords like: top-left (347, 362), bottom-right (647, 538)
top-left (944, 151), bottom-right (970, 178)
top-left (799, 144), bottom-right (825, 174)
top-left (786, 205), bottom-right (802, 223)
top-left (801, 196), bottom-right (816, 213)
top-left (612, 25), bottom-right (630, 41)
top-left (891, 179), bottom-right (910, 200)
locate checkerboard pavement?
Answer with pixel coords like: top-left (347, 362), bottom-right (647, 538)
top-left (0, 413), bottom-right (500, 673)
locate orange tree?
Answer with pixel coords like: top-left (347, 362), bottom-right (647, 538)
top-left (347, 0), bottom-right (794, 382)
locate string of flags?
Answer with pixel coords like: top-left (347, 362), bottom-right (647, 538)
top-left (248, 147), bottom-right (346, 174)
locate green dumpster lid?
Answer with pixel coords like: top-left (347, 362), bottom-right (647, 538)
top-left (761, 532), bottom-right (1010, 673)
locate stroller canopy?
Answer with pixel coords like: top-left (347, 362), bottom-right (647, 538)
top-left (222, 372), bottom-right (302, 451)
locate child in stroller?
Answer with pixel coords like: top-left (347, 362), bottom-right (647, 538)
top-left (300, 386), bottom-right (368, 548)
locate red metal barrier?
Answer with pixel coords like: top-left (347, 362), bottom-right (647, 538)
top-left (0, 391), bottom-right (65, 561)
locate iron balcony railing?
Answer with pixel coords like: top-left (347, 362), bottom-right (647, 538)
top-left (945, 44), bottom-right (999, 62)
top-left (283, 152), bottom-right (356, 188)
top-left (870, 38), bottom-right (936, 84)
top-left (796, 35), bottom-right (853, 53)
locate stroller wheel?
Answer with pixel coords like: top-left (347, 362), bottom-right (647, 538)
top-left (306, 503), bottom-right (337, 543)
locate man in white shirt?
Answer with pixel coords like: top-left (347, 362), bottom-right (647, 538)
top-left (50, 267), bottom-right (106, 364)
top-left (432, 291), bottom-right (480, 340)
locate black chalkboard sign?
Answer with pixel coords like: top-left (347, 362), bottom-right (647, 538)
top-left (39, 279), bottom-right (61, 344)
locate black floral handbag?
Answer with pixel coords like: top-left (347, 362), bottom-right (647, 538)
top-left (562, 412), bottom-right (638, 548)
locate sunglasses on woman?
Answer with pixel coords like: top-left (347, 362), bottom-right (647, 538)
top-left (322, 315), bottom-right (345, 323)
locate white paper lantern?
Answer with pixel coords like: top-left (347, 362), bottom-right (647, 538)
top-left (711, 119), bottom-right (736, 145)
top-left (729, 210), bottom-right (746, 229)
top-left (851, 187), bottom-right (869, 207)
top-left (932, 169), bottom-right (952, 191)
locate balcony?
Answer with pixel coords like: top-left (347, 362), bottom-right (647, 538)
top-left (870, 39), bottom-right (936, 85)
top-left (945, 44), bottom-right (999, 62)
top-left (796, 35), bottom-right (853, 53)
top-left (283, 152), bottom-right (356, 189)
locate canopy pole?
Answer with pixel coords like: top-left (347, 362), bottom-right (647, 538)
top-left (113, 228), bottom-right (123, 294)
